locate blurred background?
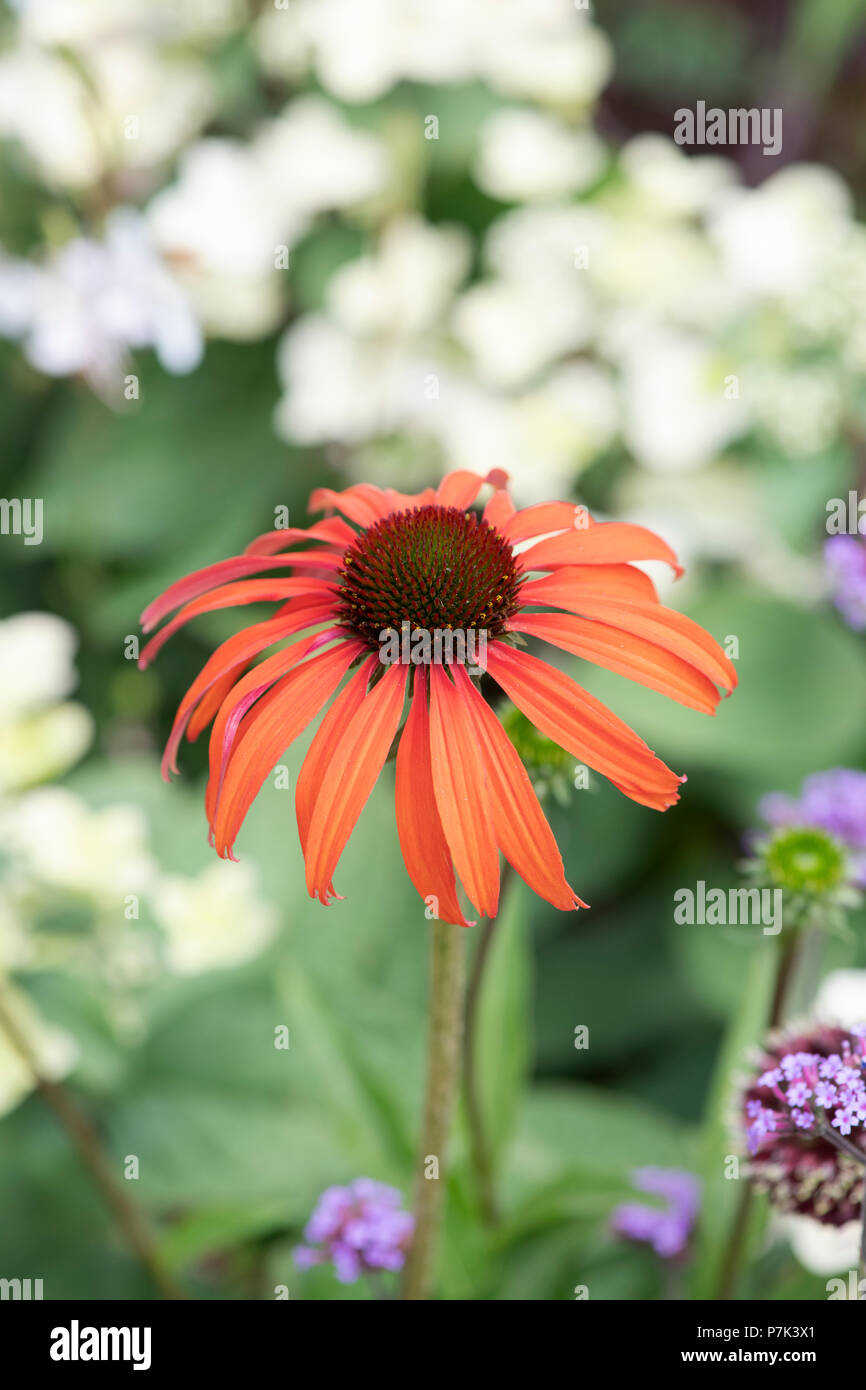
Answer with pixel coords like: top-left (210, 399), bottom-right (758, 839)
top-left (2, 0), bottom-right (866, 1301)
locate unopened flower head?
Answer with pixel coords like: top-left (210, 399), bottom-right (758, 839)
top-left (611, 1167), bottom-right (700, 1261)
top-left (140, 469), bottom-right (736, 925)
top-left (293, 1178), bottom-right (413, 1284)
top-left (825, 535), bottom-right (866, 631)
top-left (758, 768), bottom-right (866, 889)
top-left (740, 1023), bottom-right (866, 1226)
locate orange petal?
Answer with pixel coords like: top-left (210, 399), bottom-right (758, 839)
top-left (308, 484), bottom-right (392, 527)
top-left (521, 522), bottom-right (683, 577)
top-left (485, 641), bottom-right (683, 811)
top-left (245, 517), bottom-right (355, 556)
top-left (162, 609), bottom-right (334, 778)
top-left (428, 663), bottom-right (500, 918)
top-left (510, 612), bottom-right (722, 715)
top-left (141, 551), bottom-right (343, 631)
top-left (550, 596), bottom-right (737, 693)
top-left (296, 656), bottom-right (376, 857)
top-left (212, 639), bottom-right (363, 858)
top-left (206, 628), bottom-right (342, 827)
top-left (451, 666), bottom-right (586, 912)
top-left (520, 563), bottom-right (659, 607)
top-left (483, 488), bottom-right (516, 531)
top-left (304, 662), bottom-right (407, 903)
top-left (140, 582), bottom-right (337, 666)
top-left (503, 501), bottom-right (595, 544)
top-left (435, 468), bottom-right (507, 510)
top-left (395, 668), bottom-right (474, 927)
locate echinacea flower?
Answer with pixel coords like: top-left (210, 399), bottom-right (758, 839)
top-left (139, 469), bottom-right (736, 924)
top-left (611, 1167), bottom-right (700, 1260)
top-left (740, 1023), bottom-right (866, 1226)
top-left (294, 1178), bottom-right (413, 1284)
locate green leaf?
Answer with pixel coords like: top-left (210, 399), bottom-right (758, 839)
top-left (470, 877), bottom-right (532, 1162)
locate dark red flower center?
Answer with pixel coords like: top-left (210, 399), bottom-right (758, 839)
top-left (336, 504), bottom-right (523, 651)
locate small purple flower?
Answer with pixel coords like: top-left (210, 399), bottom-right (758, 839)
top-left (294, 1178), bottom-right (414, 1284)
top-left (757, 768), bottom-right (866, 887)
top-left (825, 535), bottom-right (866, 631)
top-left (611, 1167), bottom-right (700, 1261)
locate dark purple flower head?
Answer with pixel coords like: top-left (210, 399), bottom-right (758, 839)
top-left (294, 1178), bottom-right (413, 1284)
top-left (825, 535), bottom-right (866, 631)
top-left (611, 1167), bottom-right (700, 1261)
top-left (757, 768), bottom-right (866, 888)
top-left (741, 1023), bottom-right (866, 1227)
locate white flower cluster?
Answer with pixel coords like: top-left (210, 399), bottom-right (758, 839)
top-left (0, 613), bottom-right (278, 1116)
top-left (2, 0), bottom-right (865, 578)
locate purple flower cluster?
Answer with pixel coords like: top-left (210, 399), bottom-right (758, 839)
top-left (741, 1024), bottom-right (866, 1226)
top-left (746, 1029), bottom-right (866, 1153)
top-left (759, 767), bottom-right (866, 887)
top-left (825, 535), bottom-right (866, 631)
top-left (610, 1167), bottom-right (700, 1260)
top-left (294, 1178), bottom-right (413, 1284)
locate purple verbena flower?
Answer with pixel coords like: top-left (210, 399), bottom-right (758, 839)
top-left (741, 1024), bottom-right (866, 1227)
top-left (611, 1167), bottom-right (700, 1262)
top-left (294, 1178), bottom-right (414, 1284)
top-left (825, 535), bottom-right (866, 631)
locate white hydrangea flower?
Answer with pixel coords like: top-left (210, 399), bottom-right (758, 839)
top-left (275, 314), bottom-right (432, 445)
top-left (148, 138), bottom-right (296, 339)
top-left (0, 979), bottom-right (78, 1117)
top-left (781, 1214), bottom-right (861, 1277)
top-left (452, 277), bottom-right (594, 389)
top-left (0, 45), bottom-right (101, 187)
top-left (327, 216), bottom-right (470, 338)
top-left (0, 614), bottom-right (92, 791)
top-left (617, 326), bottom-right (747, 473)
top-left (0, 209), bottom-right (202, 390)
top-left (13, 0), bottom-right (245, 46)
top-left (814, 970), bottom-right (866, 1029)
top-left (2, 789), bottom-right (156, 905)
top-left (254, 97), bottom-right (390, 219)
top-left (708, 164), bottom-right (852, 299)
top-left (153, 861), bottom-right (277, 975)
top-left (149, 100), bottom-right (389, 339)
top-left (479, 1), bottom-right (613, 108)
top-left (619, 134), bottom-right (737, 219)
top-left (285, 0), bottom-right (611, 106)
top-left (0, 613), bottom-right (79, 721)
top-left (473, 108), bottom-right (605, 202)
top-left (86, 40), bottom-right (216, 174)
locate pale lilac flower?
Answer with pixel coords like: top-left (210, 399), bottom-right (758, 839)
top-left (611, 1167), bottom-right (700, 1261)
top-left (294, 1178), bottom-right (413, 1284)
top-left (825, 535), bottom-right (866, 631)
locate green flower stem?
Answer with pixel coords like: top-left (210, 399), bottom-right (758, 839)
top-left (401, 919), bottom-right (467, 1301)
top-left (716, 931), bottom-right (802, 1300)
top-left (462, 862), bottom-right (513, 1227)
top-left (0, 985), bottom-right (185, 1301)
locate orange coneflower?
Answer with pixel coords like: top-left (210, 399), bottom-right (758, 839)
top-left (140, 468), bottom-right (736, 926)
